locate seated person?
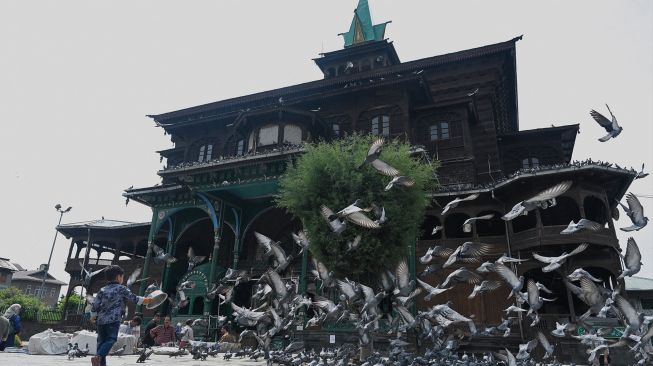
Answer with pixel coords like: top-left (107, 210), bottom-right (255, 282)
top-left (149, 315), bottom-right (175, 346)
top-left (140, 313), bottom-right (160, 347)
top-left (179, 319), bottom-right (194, 348)
top-left (119, 316), bottom-right (142, 338)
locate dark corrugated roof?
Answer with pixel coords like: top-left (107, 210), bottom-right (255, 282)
top-left (149, 36), bottom-right (521, 123)
top-left (12, 270), bottom-right (66, 285)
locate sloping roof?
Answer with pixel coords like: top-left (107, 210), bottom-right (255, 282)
top-left (149, 36), bottom-right (521, 124)
top-left (12, 270), bottom-right (66, 286)
top-left (0, 258), bottom-right (18, 272)
top-left (57, 219), bottom-right (144, 230)
top-left (625, 276), bottom-right (653, 292)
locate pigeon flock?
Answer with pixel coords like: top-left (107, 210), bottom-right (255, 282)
top-left (84, 108), bottom-right (649, 365)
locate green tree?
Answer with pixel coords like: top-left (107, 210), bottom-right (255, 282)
top-left (276, 134), bottom-right (437, 279)
top-left (56, 293), bottom-right (82, 313)
top-left (0, 287), bottom-right (47, 315)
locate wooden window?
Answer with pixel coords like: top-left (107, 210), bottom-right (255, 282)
top-left (440, 122), bottom-right (450, 139)
top-left (50, 287), bottom-right (56, 298)
top-left (258, 124), bottom-right (279, 146)
top-left (372, 115), bottom-right (390, 136)
top-left (236, 139), bottom-right (244, 156)
top-left (521, 157), bottom-right (540, 169)
top-left (197, 144), bottom-right (213, 162)
top-left (26, 284), bottom-right (31, 294)
top-left (430, 124), bottom-right (439, 141)
top-left (283, 124), bottom-right (302, 145)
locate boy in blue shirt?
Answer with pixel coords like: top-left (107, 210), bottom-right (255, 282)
top-left (90, 265), bottom-right (152, 366)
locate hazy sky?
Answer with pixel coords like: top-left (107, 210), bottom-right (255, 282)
top-left (0, 1), bottom-right (651, 297)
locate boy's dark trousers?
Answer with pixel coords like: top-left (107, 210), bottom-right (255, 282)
top-left (96, 322), bottom-right (120, 365)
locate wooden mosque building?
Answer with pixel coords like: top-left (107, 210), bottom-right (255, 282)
top-left (59, 0), bottom-right (636, 355)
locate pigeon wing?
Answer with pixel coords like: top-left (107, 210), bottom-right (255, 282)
top-left (395, 260), bottom-right (410, 290)
top-left (369, 158), bottom-right (400, 177)
top-left (615, 295), bottom-right (640, 326)
top-left (526, 181), bottom-right (573, 203)
top-left (624, 238), bottom-right (642, 269)
top-left (254, 232), bottom-right (273, 253)
top-left (532, 252), bottom-right (557, 264)
top-left (590, 109), bottom-right (613, 131)
top-left (568, 243), bottom-right (589, 257)
top-left (626, 193), bottom-right (645, 223)
top-left (577, 219), bottom-right (603, 231)
top-left (367, 138), bottom-right (384, 157)
top-left (346, 211), bottom-right (380, 229)
top-left (492, 263), bottom-right (520, 288)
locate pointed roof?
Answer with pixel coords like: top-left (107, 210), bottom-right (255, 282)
top-left (340, 0), bottom-right (390, 47)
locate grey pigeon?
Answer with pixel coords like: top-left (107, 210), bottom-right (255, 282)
top-left (560, 219), bottom-right (603, 234)
top-left (590, 104), bottom-right (622, 142)
top-left (502, 181), bottom-right (572, 220)
top-left (462, 213), bottom-right (494, 233)
top-left (618, 193), bottom-right (648, 231)
top-left (618, 237), bottom-right (642, 279)
top-left (635, 163), bottom-right (649, 179)
top-left (319, 205), bottom-right (347, 234)
top-left (152, 244), bottom-right (177, 265)
top-left (567, 268), bottom-right (602, 283)
top-left (359, 138), bottom-right (400, 176)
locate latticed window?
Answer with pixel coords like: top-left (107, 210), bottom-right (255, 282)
top-left (258, 124), bottom-right (279, 146)
top-left (236, 139), bottom-right (244, 156)
top-left (198, 144), bottom-right (213, 162)
top-left (371, 115), bottom-right (390, 136)
top-left (429, 121), bottom-right (457, 141)
top-left (521, 157), bottom-right (540, 169)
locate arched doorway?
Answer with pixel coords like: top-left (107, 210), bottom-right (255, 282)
top-left (444, 213), bottom-right (472, 239)
top-left (584, 196), bottom-right (608, 225)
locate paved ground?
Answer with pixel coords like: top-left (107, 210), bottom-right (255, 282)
top-left (0, 352), bottom-right (268, 366)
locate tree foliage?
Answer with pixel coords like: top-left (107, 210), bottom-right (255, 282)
top-left (276, 134), bottom-right (437, 279)
top-left (0, 287), bottom-right (47, 314)
top-left (56, 293), bottom-right (82, 313)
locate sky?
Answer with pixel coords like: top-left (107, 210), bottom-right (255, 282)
top-left (0, 0), bottom-right (651, 299)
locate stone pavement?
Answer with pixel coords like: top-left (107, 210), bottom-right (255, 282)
top-left (0, 352), bottom-right (268, 366)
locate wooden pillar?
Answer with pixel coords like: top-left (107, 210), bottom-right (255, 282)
top-left (67, 239), bottom-right (75, 259)
top-left (231, 207), bottom-right (242, 270)
top-left (205, 201), bottom-right (225, 315)
top-left (161, 218), bottom-right (175, 293)
top-left (138, 210), bottom-right (159, 311)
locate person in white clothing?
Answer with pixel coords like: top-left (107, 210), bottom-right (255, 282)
top-left (179, 319), bottom-right (194, 348)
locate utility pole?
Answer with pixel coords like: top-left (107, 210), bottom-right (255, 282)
top-left (40, 204), bottom-right (72, 301)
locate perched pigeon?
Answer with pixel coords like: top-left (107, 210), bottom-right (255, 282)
top-left (590, 104), bottom-right (622, 142)
top-left (635, 163), bottom-right (649, 179)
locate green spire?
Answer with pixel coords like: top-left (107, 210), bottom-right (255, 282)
top-left (339, 0), bottom-right (390, 47)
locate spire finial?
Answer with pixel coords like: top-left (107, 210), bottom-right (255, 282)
top-left (340, 0), bottom-right (390, 48)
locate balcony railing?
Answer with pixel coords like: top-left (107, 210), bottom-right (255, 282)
top-left (511, 226), bottom-right (617, 250)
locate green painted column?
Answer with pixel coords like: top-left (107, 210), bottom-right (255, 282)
top-left (231, 207), bottom-right (242, 270)
top-left (299, 249), bottom-right (308, 295)
top-left (138, 209), bottom-right (159, 312)
top-left (205, 201), bottom-right (225, 315)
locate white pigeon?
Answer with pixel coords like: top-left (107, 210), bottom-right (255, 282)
top-left (560, 219), bottom-right (603, 234)
top-left (462, 213), bottom-right (494, 233)
top-left (440, 193), bottom-right (479, 216)
top-left (532, 243), bottom-right (588, 272)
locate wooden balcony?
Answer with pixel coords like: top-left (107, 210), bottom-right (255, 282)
top-left (510, 226), bottom-right (618, 251)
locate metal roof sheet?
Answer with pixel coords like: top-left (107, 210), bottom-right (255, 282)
top-left (625, 276), bottom-right (653, 292)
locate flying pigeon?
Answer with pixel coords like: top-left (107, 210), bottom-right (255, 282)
top-left (617, 193), bottom-right (648, 231)
top-left (502, 181), bottom-right (572, 220)
top-left (384, 176), bottom-right (415, 191)
top-left (590, 104), bottom-right (622, 142)
top-left (152, 244), bottom-right (177, 265)
top-left (462, 213), bottom-right (494, 233)
top-left (440, 194), bottom-right (479, 216)
top-left (358, 138), bottom-right (400, 177)
top-left (187, 247), bottom-right (206, 271)
top-left (618, 237), bottom-right (642, 279)
top-left (532, 243), bottom-right (589, 272)
top-left (560, 219), bottom-right (603, 234)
